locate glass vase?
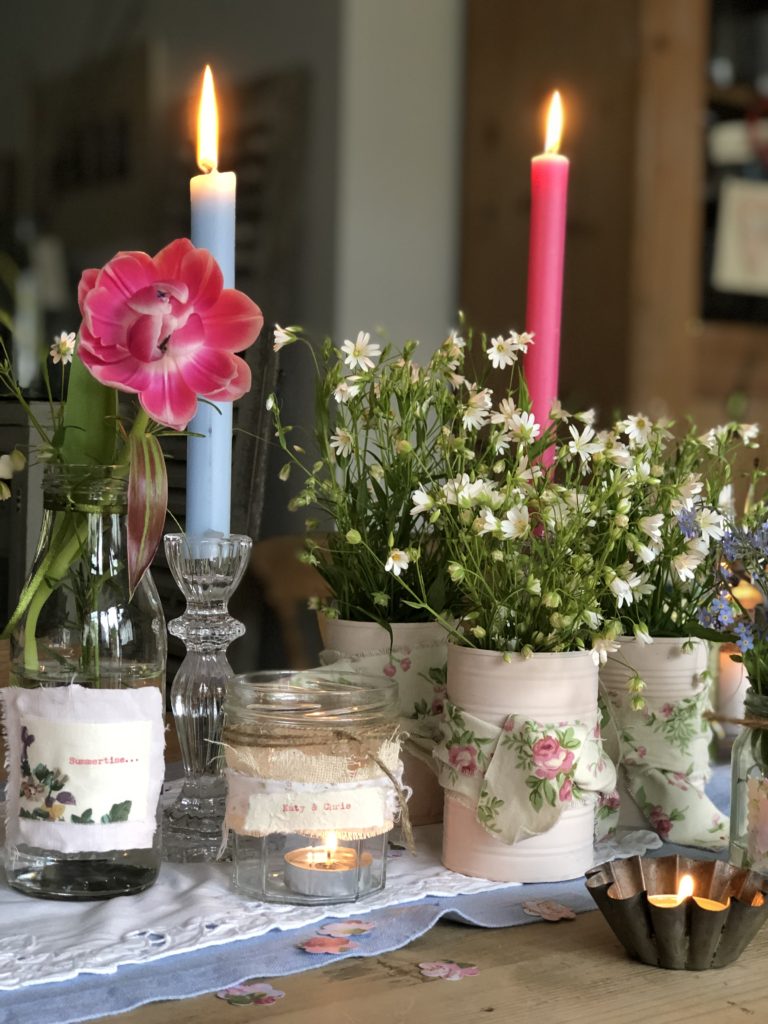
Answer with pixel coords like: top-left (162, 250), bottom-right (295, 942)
top-left (3, 465), bottom-right (166, 900)
top-left (730, 688), bottom-right (768, 871)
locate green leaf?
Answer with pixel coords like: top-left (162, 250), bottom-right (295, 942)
top-left (71, 808), bottom-right (94, 824)
top-left (102, 800), bottom-right (132, 823)
top-left (59, 352), bottom-right (118, 465)
top-left (127, 432), bottom-right (168, 596)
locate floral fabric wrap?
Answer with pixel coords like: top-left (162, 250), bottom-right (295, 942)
top-left (319, 642), bottom-right (447, 766)
top-left (434, 701), bottom-right (616, 844)
top-left (600, 686), bottom-right (729, 850)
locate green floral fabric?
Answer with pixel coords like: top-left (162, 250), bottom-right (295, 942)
top-left (600, 685), bottom-right (729, 850)
top-left (433, 701), bottom-right (617, 845)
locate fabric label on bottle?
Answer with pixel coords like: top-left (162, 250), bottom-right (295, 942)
top-left (747, 776), bottom-right (768, 871)
top-left (225, 771), bottom-right (396, 839)
top-left (2, 684), bottom-right (165, 853)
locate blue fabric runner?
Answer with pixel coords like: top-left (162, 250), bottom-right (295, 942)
top-left (0, 767), bottom-right (731, 1024)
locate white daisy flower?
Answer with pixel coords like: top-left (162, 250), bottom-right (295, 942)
top-left (671, 473), bottom-right (704, 512)
top-left (697, 507), bottom-right (724, 542)
top-left (273, 324), bottom-right (294, 351)
top-left (568, 424), bottom-right (604, 464)
top-left (671, 537), bottom-right (708, 582)
top-left (638, 514), bottom-right (664, 542)
top-left (50, 331), bottom-right (76, 366)
top-left (330, 428), bottom-right (354, 458)
top-left (508, 411), bottom-right (540, 444)
top-left (512, 331), bottom-right (533, 353)
top-left (462, 387), bottom-right (493, 430)
top-left (591, 635), bottom-right (621, 666)
top-left (633, 623), bottom-right (653, 645)
top-left (490, 398), bottom-right (517, 427)
top-left (333, 378), bottom-right (361, 404)
top-left (475, 508), bottom-right (500, 535)
top-left (500, 505), bottom-right (529, 540)
top-left (410, 488), bottom-right (434, 517)
top-left (341, 331), bottom-right (381, 370)
top-left (738, 423), bottom-right (759, 446)
top-left (623, 413), bottom-right (653, 447)
top-left (609, 576), bottom-right (634, 608)
top-left (443, 473), bottom-right (471, 505)
top-left (487, 335), bottom-right (517, 369)
top-left (385, 548), bottom-right (410, 577)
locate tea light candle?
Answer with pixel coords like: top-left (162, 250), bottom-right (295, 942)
top-left (647, 873), bottom-right (694, 908)
top-left (693, 896), bottom-right (730, 912)
top-left (284, 833), bottom-right (372, 900)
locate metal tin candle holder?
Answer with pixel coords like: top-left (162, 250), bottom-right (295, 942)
top-left (586, 855), bottom-right (768, 970)
top-left (223, 670), bottom-right (402, 905)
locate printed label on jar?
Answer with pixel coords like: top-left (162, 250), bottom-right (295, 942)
top-left (2, 684), bottom-right (164, 854)
top-left (747, 776), bottom-right (768, 871)
top-left (225, 771), bottom-right (395, 838)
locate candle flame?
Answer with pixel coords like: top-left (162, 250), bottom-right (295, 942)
top-left (197, 65), bottom-right (219, 173)
top-left (325, 831), bottom-right (338, 855)
top-left (677, 874), bottom-right (695, 900)
top-left (544, 90), bottom-right (564, 154)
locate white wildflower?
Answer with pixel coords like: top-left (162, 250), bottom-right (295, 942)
top-left (385, 548), bottom-right (410, 577)
top-left (476, 508), bottom-right (500, 535)
top-left (591, 635), bottom-right (621, 666)
top-left (410, 489), bottom-right (434, 517)
top-left (633, 622), bottom-right (653, 645)
top-left (50, 331), bottom-right (76, 366)
top-left (623, 413), bottom-right (653, 447)
top-left (508, 411), bottom-right (540, 444)
top-left (500, 505), bottom-right (529, 540)
top-left (462, 387), bottom-right (493, 430)
top-left (568, 424), bottom-right (604, 465)
top-left (490, 398), bottom-right (517, 427)
top-left (341, 331), bottom-right (381, 370)
top-left (575, 409), bottom-right (597, 426)
top-left (487, 334), bottom-right (517, 370)
top-left (697, 507), bottom-right (724, 542)
top-left (739, 423), bottom-right (759, 446)
top-left (330, 428), bottom-right (354, 458)
top-left (671, 537), bottom-right (708, 582)
top-left (638, 514), bottom-right (664, 542)
top-left (333, 378), bottom-right (361, 404)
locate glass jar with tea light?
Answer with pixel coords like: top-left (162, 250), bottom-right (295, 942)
top-left (223, 670), bottom-right (402, 904)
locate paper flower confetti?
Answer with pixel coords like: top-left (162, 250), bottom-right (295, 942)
top-left (418, 961), bottom-right (480, 981)
top-left (298, 935), bottom-right (359, 955)
top-left (216, 982), bottom-right (286, 1006)
top-left (522, 900), bottom-right (577, 922)
top-left (317, 920), bottom-right (376, 937)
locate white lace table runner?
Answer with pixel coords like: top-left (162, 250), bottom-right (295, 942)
top-left (0, 817), bottom-right (660, 990)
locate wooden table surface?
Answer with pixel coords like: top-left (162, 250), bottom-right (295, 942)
top-left (96, 907), bottom-right (768, 1024)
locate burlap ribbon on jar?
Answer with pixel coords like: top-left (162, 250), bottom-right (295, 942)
top-left (222, 718), bottom-right (414, 850)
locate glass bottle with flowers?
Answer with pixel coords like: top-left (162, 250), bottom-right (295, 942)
top-left (0, 239), bottom-right (262, 898)
top-left (592, 419), bottom-right (757, 848)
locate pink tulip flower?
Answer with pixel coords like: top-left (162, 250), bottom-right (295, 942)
top-left (77, 238), bottom-right (263, 430)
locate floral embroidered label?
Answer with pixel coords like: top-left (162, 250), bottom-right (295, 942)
top-left (3, 685), bottom-right (164, 854)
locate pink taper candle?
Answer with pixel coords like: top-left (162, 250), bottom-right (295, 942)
top-left (524, 91), bottom-right (569, 434)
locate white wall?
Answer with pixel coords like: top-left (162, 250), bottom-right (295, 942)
top-left (334, 0), bottom-right (465, 354)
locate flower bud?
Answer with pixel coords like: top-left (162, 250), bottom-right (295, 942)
top-left (345, 529), bottom-right (362, 545)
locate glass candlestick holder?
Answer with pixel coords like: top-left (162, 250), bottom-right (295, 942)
top-left (163, 533), bottom-right (252, 862)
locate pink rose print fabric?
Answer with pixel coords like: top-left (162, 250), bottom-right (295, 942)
top-left (434, 701), bottom-right (616, 844)
top-left (599, 676), bottom-right (729, 851)
top-left (298, 935), bottom-right (359, 955)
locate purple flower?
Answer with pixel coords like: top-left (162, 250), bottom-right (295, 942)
top-left (676, 508), bottom-right (700, 540)
top-left (711, 596), bottom-right (735, 627)
top-left (56, 791), bottom-right (76, 806)
top-left (734, 620), bottom-right (755, 653)
top-left (697, 607), bottom-right (715, 629)
top-left (721, 530), bottom-right (741, 563)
